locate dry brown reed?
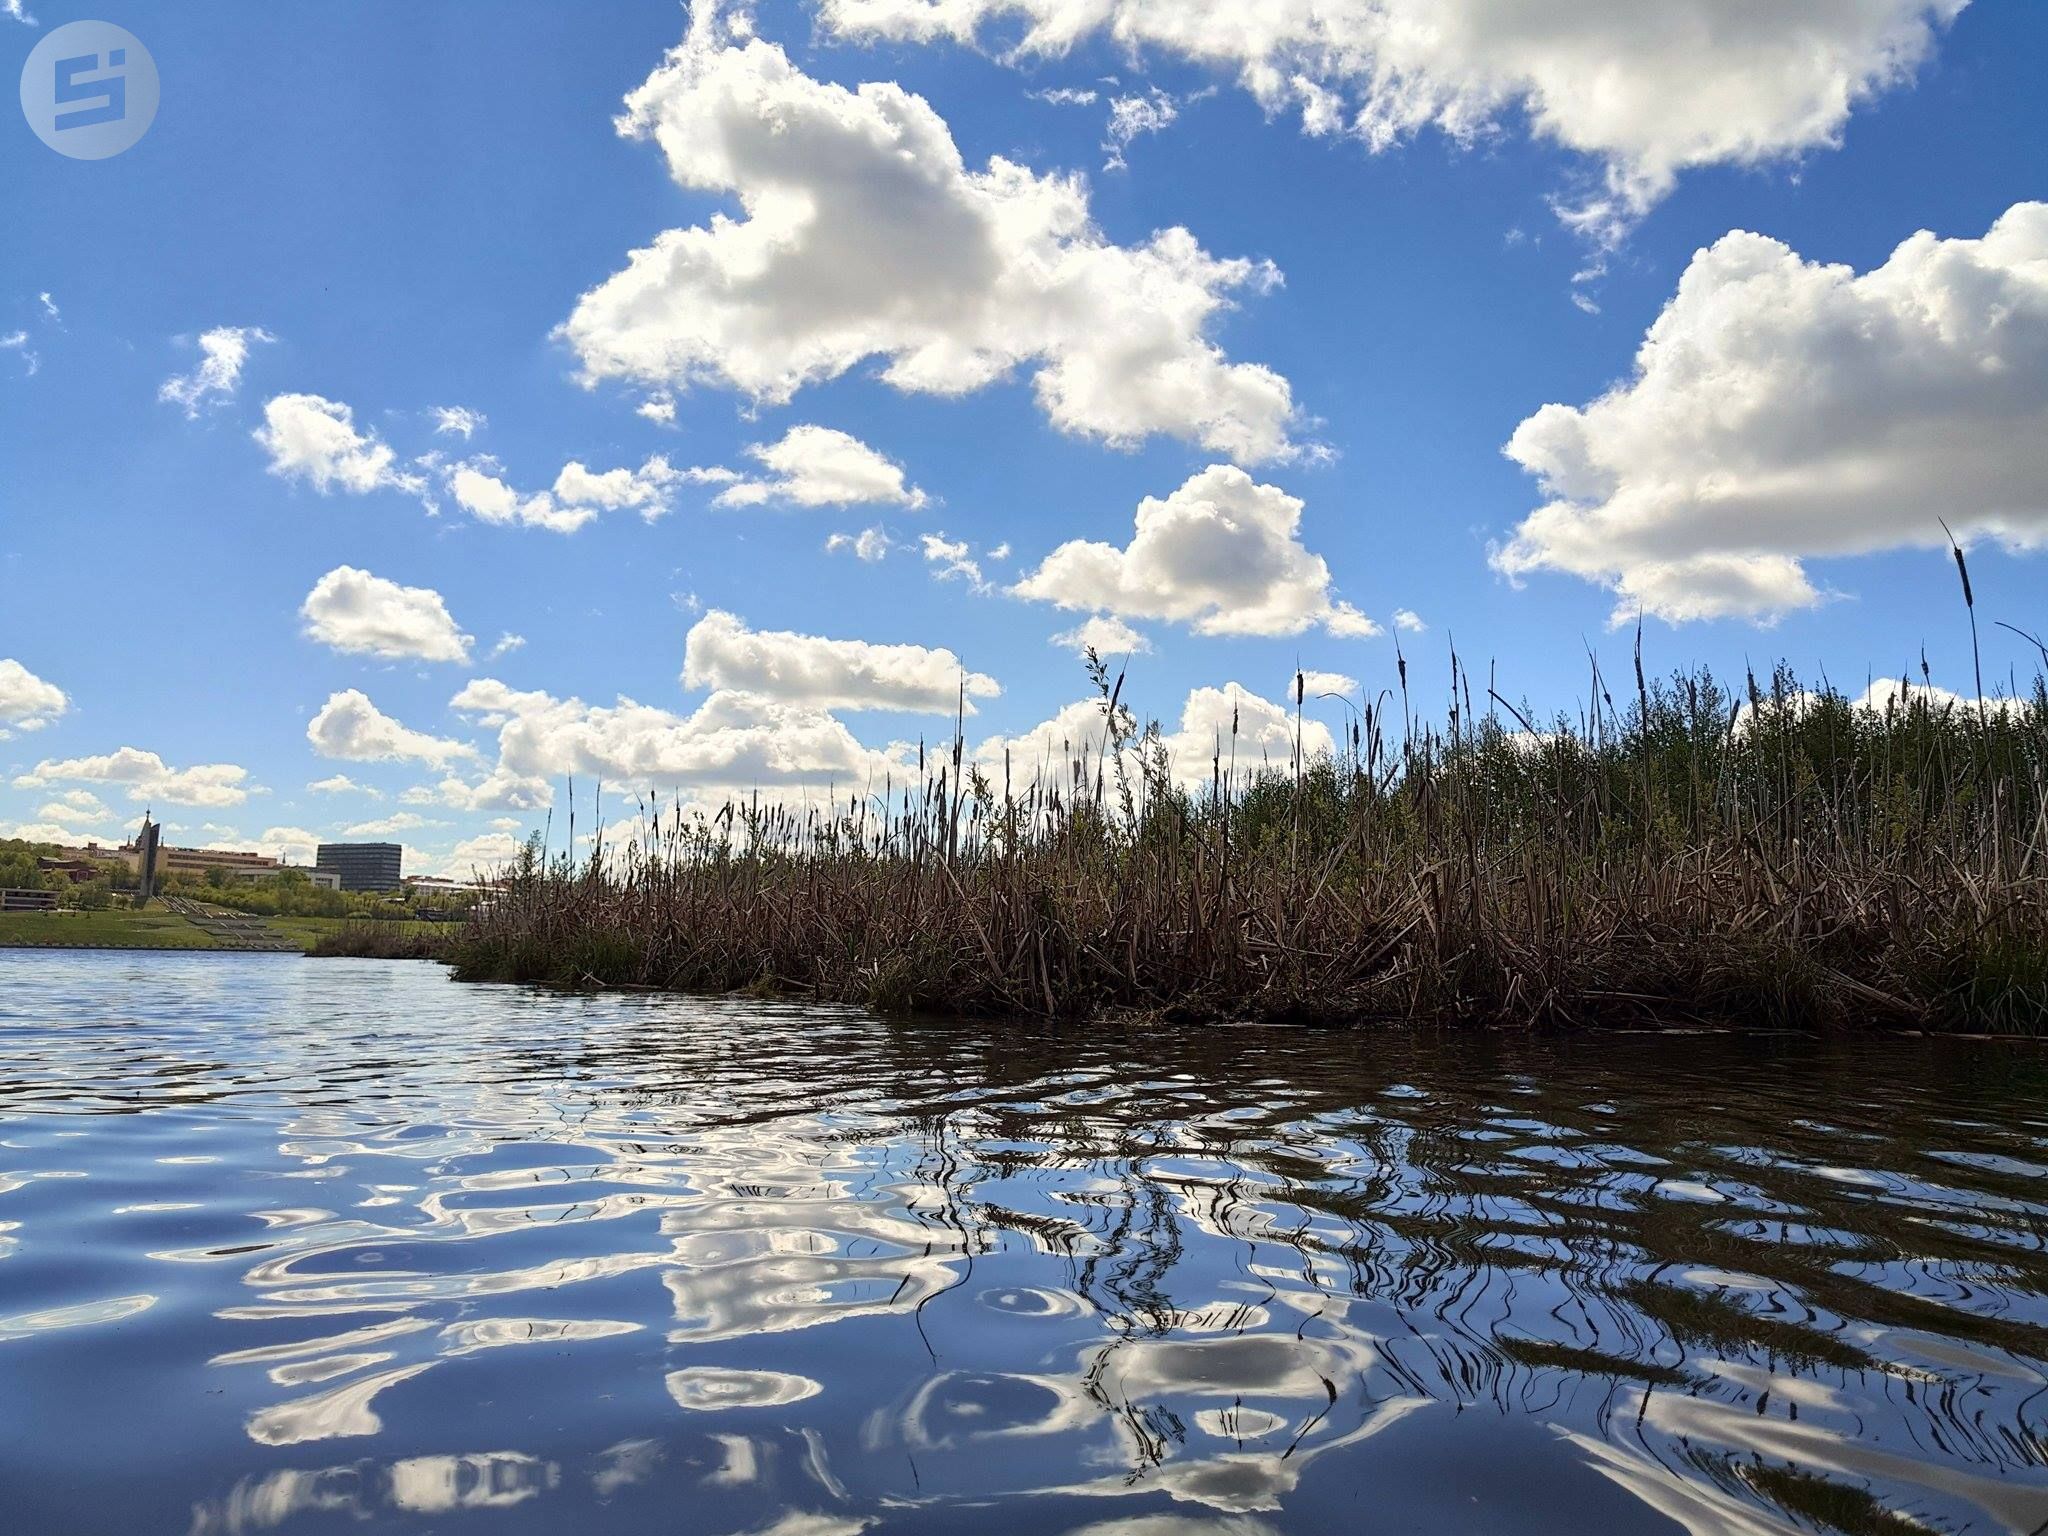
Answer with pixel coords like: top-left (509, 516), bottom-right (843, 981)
top-left (445, 637), bottom-right (2048, 1032)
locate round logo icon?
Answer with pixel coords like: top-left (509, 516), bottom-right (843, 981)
top-left (20, 20), bottom-right (158, 160)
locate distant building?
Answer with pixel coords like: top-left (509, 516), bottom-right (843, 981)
top-left (316, 842), bottom-right (403, 892)
top-left (36, 856), bottom-right (101, 885)
top-left (1, 888), bottom-right (58, 912)
top-left (228, 864), bottom-right (341, 891)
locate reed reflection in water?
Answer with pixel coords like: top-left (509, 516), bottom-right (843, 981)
top-left (1, 953), bottom-right (2045, 1535)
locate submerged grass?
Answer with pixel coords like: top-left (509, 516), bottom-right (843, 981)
top-left (443, 626), bottom-right (2048, 1031)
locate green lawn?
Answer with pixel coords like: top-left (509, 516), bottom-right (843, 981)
top-left (0, 908), bottom-right (222, 950)
top-left (0, 908), bottom-right (452, 954)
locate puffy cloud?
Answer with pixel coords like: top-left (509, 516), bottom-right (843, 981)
top-left (715, 426), bottom-right (927, 509)
top-left (307, 690), bottom-right (477, 768)
top-left (820, 0), bottom-right (1966, 239)
top-left (921, 532), bottom-right (988, 590)
top-left (439, 832), bottom-right (528, 877)
top-left (159, 326), bottom-right (274, 417)
top-left (343, 812), bottom-right (438, 836)
top-left (487, 633), bottom-right (527, 660)
top-left (1296, 669), bottom-right (1358, 698)
top-left (444, 453), bottom-right (687, 532)
top-left (35, 790), bottom-right (112, 823)
top-left (1494, 203), bottom-right (2048, 625)
top-left (3, 2), bottom-right (35, 27)
top-left (0, 658), bottom-right (68, 737)
top-left (449, 676), bottom-right (901, 801)
top-left (1392, 608), bottom-right (1426, 633)
top-left (307, 775), bottom-right (372, 795)
top-left (431, 405), bottom-right (486, 439)
top-left (1104, 88), bottom-right (1178, 170)
top-left (1013, 465), bottom-right (1377, 637)
top-left (681, 609), bottom-right (1000, 714)
top-left (12, 747), bottom-right (254, 807)
top-left (300, 566), bottom-right (473, 664)
top-left (975, 682), bottom-right (1334, 787)
top-left (255, 393), bottom-right (427, 499)
top-left (559, 11), bottom-right (1297, 462)
top-left (826, 526), bottom-right (893, 561)
top-left (199, 826), bottom-right (325, 866)
top-left (1051, 615), bottom-right (1152, 656)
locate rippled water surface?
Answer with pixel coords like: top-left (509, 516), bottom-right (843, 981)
top-left (5, 954), bottom-right (2048, 1535)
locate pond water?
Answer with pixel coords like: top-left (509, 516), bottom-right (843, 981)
top-left (3, 953), bottom-right (2047, 1535)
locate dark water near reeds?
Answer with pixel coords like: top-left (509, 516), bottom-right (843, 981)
top-left (5, 954), bottom-right (2048, 1535)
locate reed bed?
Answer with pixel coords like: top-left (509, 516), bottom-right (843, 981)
top-left (445, 616), bottom-right (2048, 1031)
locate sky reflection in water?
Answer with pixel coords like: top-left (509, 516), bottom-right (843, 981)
top-left (2, 953), bottom-right (2046, 1535)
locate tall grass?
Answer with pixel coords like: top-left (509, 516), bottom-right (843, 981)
top-left (447, 633), bottom-right (2048, 1032)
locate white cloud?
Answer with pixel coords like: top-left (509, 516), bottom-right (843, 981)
top-left (637, 393), bottom-right (678, 426)
top-left (2, 330), bottom-right (37, 375)
top-left (255, 393), bottom-right (427, 500)
top-left (1032, 86), bottom-right (1098, 107)
top-left (440, 832), bottom-right (528, 877)
top-left (1296, 669), bottom-right (1358, 698)
top-left (559, 11), bottom-right (1297, 463)
top-left (12, 747), bottom-right (254, 807)
top-left (449, 677), bottom-right (901, 802)
top-left (431, 405), bottom-right (486, 439)
top-left (715, 426), bottom-right (927, 509)
top-left (300, 566), bottom-right (474, 664)
top-left (1393, 608), bottom-right (1426, 633)
top-left (921, 532), bottom-right (988, 591)
top-left (35, 790), bottom-right (112, 823)
top-left (976, 682), bottom-right (1334, 788)
top-left (37, 292), bottom-right (57, 320)
top-left (3, 2), bottom-right (35, 27)
top-left (1494, 202), bottom-right (2048, 625)
top-left (0, 658), bottom-right (67, 737)
top-left (820, 0), bottom-right (1967, 240)
top-left (197, 826), bottom-right (325, 866)
top-left (444, 453), bottom-right (686, 532)
top-left (487, 632), bottom-right (527, 660)
top-left (1104, 88), bottom-right (1178, 170)
top-left (307, 690), bottom-right (477, 768)
top-left (307, 775), bottom-right (372, 795)
top-left (159, 326), bottom-right (273, 417)
top-left (826, 526), bottom-right (893, 561)
top-left (344, 812), bottom-right (439, 837)
top-left (1013, 465), bottom-right (1377, 637)
top-left (1050, 616), bottom-right (1152, 656)
top-left (682, 609), bottom-right (999, 714)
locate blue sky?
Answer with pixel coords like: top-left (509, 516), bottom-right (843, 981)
top-left (3, 0), bottom-right (2044, 874)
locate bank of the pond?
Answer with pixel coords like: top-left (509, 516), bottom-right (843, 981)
top-left (0, 908), bottom-right (449, 956)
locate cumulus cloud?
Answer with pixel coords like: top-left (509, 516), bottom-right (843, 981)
top-left (307, 690), bottom-right (477, 768)
top-left (1013, 465), bottom-right (1377, 637)
top-left (975, 682), bottom-right (1334, 788)
top-left (820, 0), bottom-right (1966, 240)
top-left (300, 566), bottom-right (474, 664)
top-left (1494, 203), bottom-right (2048, 625)
top-left (344, 812), bottom-right (438, 837)
top-left (559, 9), bottom-right (1298, 462)
top-left (255, 393), bottom-right (427, 500)
top-left (1051, 616), bottom-right (1151, 656)
top-left (1103, 88), bottom-right (1178, 170)
top-left (1296, 669), bottom-right (1358, 698)
top-left (1392, 608), bottom-right (1426, 633)
top-left (440, 831), bottom-right (528, 876)
top-left (159, 326), bottom-right (274, 417)
top-left (448, 676), bottom-right (901, 805)
top-left (444, 453), bottom-right (688, 532)
top-left (12, 747), bottom-right (254, 807)
top-left (826, 526), bottom-right (893, 561)
top-left (307, 775), bottom-right (372, 795)
top-left (431, 405), bottom-right (486, 439)
top-left (0, 658), bottom-right (68, 737)
top-left (714, 426), bottom-right (927, 509)
top-left (921, 532), bottom-right (989, 591)
top-left (682, 609), bottom-right (1000, 714)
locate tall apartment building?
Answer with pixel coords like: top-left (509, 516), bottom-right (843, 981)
top-left (315, 842), bottom-right (404, 892)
